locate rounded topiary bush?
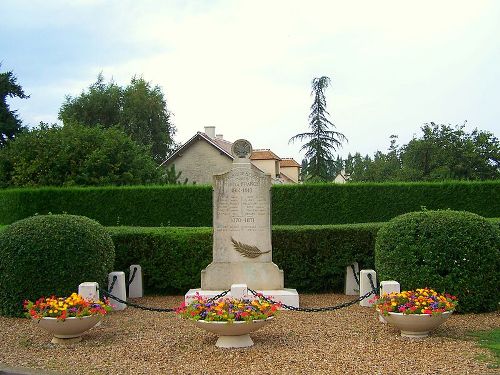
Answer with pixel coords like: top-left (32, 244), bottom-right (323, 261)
top-left (375, 210), bottom-right (499, 313)
top-left (0, 214), bottom-right (115, 317)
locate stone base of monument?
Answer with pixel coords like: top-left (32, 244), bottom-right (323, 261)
top-left (185, 288), bottom-right (299, 308)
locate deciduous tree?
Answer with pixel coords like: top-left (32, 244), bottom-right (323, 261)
top-left (347, 122), bottom-right (500, 182)
top-left (0, 67), bottom-right (29, 147)
top-left (0, 123), bottom-right (162, 187)
top-left (59, 74), bottom-right (176, 163)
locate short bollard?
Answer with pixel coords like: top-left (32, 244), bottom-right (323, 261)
top-left (108, 272), bottom-right (127, 311)
top-left (359, 269), bottom-right (377, 307)
top-left (128, 265), bottom-right (143, 298)
top-left (78, 282), bottom-right (99, 301)
top-left (378, 280), bottom-right (400, 323)
top-left (230, 284), bottom-right (248, 299)
top-left (344, 262), bottom-right (359, 295)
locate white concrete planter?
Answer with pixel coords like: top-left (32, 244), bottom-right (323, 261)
top-left (193, 317), bottom-right (273, 348)
top-left (33, 315), bottom-right (102, 344)
top-left (381, 311), bottom-right (453, 338)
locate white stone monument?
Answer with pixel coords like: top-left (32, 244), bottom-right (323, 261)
top-left (186, 139), bottom-right (299, 307)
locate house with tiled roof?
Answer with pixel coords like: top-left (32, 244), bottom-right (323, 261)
top-left (279, 158), bottom-right (301, 183)
top-left (160, 126), bottom-right (300, 185)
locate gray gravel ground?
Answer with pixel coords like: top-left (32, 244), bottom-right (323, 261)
top-left (1, 293), bottom-right (498, 375)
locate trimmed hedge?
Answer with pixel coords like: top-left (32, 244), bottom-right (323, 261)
top-left (0, 185), bottom-right (212, 227)
top-left (0, 180), bottom-right (499, 226)
top-left (375, 211), bottom-right (500, 313)
top-left (0, 215), bottom-right (115, 317)
top-left (110, 223), bottom-right (383, 294)
top-left (111, 226), bottom-right (212, 294)
top-left (272, 180), bottom-right (500, 225)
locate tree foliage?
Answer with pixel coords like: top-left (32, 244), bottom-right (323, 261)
top-left (0, 122), bottom-right (162, 187)
top-left (163, 164), bottom-right (190, 184)
top-left (289, 76), bottom-right (347, 181)
top-left (0, 67), bottom-right (29, 148)
top-left (344, 122), bottom-right (500, 182)
top-left (59, 74), bottom-right (176, 163)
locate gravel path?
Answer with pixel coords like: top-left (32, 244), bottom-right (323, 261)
top-left (1, 293), bottom-right (498, 375)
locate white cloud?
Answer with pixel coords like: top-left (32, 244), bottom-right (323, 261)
top-left (4, 0), bottom-right (500, 162)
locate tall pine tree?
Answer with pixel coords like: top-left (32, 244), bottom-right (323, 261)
top-left (289, 76), bottom-right (346, 181)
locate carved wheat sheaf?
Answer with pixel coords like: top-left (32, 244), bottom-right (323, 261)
top-left (231, 237), bottom-right (270, 258)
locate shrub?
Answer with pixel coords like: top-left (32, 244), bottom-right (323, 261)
top-left (375, 210), bottom-right (500, 313)
top-left (0, 214), bottom-right (115, 317)
top-left (109, 223), bottom-right (382, 294)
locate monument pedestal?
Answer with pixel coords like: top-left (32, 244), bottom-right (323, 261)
top-left (185, 288), bottom-right (299, 308)
top-left (201, 262), bottom-right (284, 290)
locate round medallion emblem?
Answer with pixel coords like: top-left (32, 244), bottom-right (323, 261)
top-left (231, 139), bottom-right (252, 159)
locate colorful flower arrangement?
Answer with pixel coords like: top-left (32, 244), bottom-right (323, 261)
top-left (24, 293), bottom-right (112, 321)
top-left (373, 288), bottom-right (457, 315)
top-left (176, 293), bottom-right (281, 322)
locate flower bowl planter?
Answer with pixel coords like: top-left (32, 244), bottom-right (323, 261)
top-left (380, 311), bottom-right (453, 338)
top-left (33, 315), bottom-right (102, 344)
top-left (193, 317), bottom-right (273, 348)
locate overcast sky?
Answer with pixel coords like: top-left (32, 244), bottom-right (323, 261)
top-left (2, 0), bottom-right (499, 163)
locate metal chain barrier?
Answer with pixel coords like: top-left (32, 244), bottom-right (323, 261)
top-left (100, 287), bottom-right (176, 312)
top-left (248, 284), bottom-right (379, 313)
top-left (108, 275), bottom-right (118, 294)
top-left (367, 273), bottom-right (377, 292)
top-left (350, 264), bottom-right (360, 286)
top-left (100, 272), bottom-right (379, 314)
top-left (207, 290), bottom-right (229, 302)
top-left (126, 267), bottom-right (138, 287)
top-left (99, 285), bottom-right (230, 313)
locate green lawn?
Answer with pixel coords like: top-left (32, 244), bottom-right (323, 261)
top-left (470, 328), bottom-right (500, 369)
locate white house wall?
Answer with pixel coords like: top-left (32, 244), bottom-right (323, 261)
top-left (280, 166), bottom-right (299, 183)
top-left (165, 139), bottom-right (233, 185)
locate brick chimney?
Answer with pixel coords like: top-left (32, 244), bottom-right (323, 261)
top-left (215, 134), bottom-right (223, 140)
